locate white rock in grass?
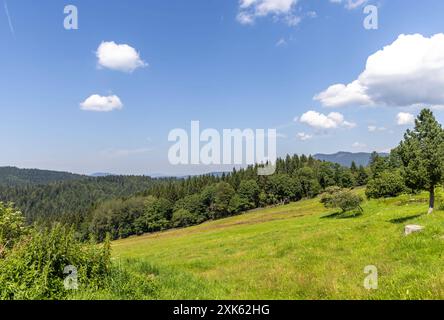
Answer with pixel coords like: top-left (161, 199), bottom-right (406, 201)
top-left (404, 225), bottom-right (424, 236)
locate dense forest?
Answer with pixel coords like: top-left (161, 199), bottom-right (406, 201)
top-left (0, 175), bottom-right (169, 225)
top-left (0, 166), bottom-right (85, 186)
top-left (0, 155), bottom-right (370, 241)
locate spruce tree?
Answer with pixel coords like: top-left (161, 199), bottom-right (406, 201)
top-left (397, 109), bottom-right (444, 214)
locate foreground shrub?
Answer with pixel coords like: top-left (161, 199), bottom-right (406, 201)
top-left (0, 202), bottom-right (28, 257)
top-left (0, 224), bottom-right (111, 300)
top-left (365, 171), bottom-right (406, 199)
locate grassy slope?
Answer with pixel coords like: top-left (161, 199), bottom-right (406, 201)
top-left (111, 189), bottom-right (444, 300)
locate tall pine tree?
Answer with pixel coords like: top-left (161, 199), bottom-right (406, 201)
top-left (397, 109), bottom-right (444, 214)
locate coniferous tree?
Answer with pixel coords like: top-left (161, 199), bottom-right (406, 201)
top-left (397, 109), bottom-right (444, 213)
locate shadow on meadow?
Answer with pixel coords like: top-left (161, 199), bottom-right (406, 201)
top-left (388, 214), bottom-right (423, 224)
top-left (321, 210), bottom-right (363, 220)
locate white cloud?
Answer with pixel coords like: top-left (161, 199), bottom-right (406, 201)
top-left (352, 142), bottom-right (367, 148)
top-left (297, 132), bottom-right (313, 141)
top-left (299, 110), bottom-right (356, 129)
top-left (96, 41), bottom-right (147, 73)
top-left (4, 1), bottom-right (15, 36)
top-left (101, 148), bottom-right (152, 158)
top-left (330, 0), bottom-right (368, 10)
top-left (237, 0), bottom-right (300, 26)
top-left (276, 37), bottom-right (287, 47)
top-left (368, 125), bottom-right (386, 132)
top-left (80, 94), bottom-right (123, 112)
top-left (396, 112), bottom-right (415, 126)
top-left (315, 34), bottom-right (444, 108)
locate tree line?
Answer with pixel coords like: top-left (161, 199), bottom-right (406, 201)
top-left (81, 155), bottom-right (369, 241)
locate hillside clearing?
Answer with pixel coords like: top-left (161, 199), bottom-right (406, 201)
top-left (108, 189), bottom-right (444, 300)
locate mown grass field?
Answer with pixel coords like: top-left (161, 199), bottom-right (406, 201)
top-left (105, 188), bottom-right (444, 300)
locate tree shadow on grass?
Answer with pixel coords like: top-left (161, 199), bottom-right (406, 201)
top-left (321, 210), bottom-right (363, 220)
top-left (388, 214), bottom-right (423, 224)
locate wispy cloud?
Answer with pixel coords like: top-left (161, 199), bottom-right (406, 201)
top-left (4, 0), bottom-right (15, 37)
top-left (100, 147), bottom-right (153, 158)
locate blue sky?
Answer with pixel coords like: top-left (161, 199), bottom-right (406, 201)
top-left (1, 0), bottom-right (444, 175)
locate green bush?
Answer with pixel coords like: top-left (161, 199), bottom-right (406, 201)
top-left (0, 224), bottom-right (111, 300)
top-left (321, 188), bottom-right (363, 213)
top-left (0, 202), bottom-right (28, 257)
top-left (365, 171), bottom-right (406, 199)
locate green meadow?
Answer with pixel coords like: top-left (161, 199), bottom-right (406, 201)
top-left (87, 188), bottom-right (444, 300)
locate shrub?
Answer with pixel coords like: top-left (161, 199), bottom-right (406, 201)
top-left (0, 224), bottom-right (111, 300)
top-left (365, 171), bottom-right (406, 199)
top-left (0, 202), bottom-right (28, 257)
top-left (321, 188), bottom-right (363, 213)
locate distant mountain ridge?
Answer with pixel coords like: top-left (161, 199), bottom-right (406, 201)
top-left (0, 166), bottom-right (85, 187)
top-left (313, 152), bottom-right (389, 167)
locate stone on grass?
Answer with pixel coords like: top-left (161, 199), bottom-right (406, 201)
top-left (404, 225), bottom-right (424, 236)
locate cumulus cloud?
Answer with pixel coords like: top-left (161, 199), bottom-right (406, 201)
top-left (80, 94), bottom-right (123, 112)
top-left (96, 41), bottom-right (147, 73)
top-left (297, 132), bottom-right (313, 141)
top-left (299, 110), bottom-right (356, 129)
top-left (396, 112), bottom-right (415, 126)
top-left (315, 34), bottom-right (444, 108)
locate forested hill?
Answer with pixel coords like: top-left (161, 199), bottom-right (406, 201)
top-left (314, 152), bottom-right (389, 167)
top-left (0, 166), bottom-right (86, 187)
top-left (0, 175), bottom-right (165, 224)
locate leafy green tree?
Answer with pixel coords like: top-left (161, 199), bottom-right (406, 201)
top-left (397, 109), bottom-right (444, 213)
top-left (171, 209), bottom-right (197, 228)
top-left (266, 174), bottom-right (301, 204)
top-left (365, 170), bottom-right (406, 199)
top-left (295, 167), bottom-right (321, 199)
top-left (237, 180), bottom-right (260, 210)
top-left (173, 194), bottom-right (207, 222)
top-left (212, 182), bottom-right (236, 218)
top-left (137, 197), bottom-right (172, 232)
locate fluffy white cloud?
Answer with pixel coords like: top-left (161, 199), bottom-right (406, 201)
top-left (237, 0), bottom-right (300, 26)
top-left (315, 34), bottom-right (444, 108)
top-left (299, 110), bottom-right (356, 129)
top-left (96, 41), bottom-right (147, 73)
top-left (80, 94), bottom-right (123, 112)
top-left (297, 132), bottom-right (313, 141)
top-left (396, 112), bottom-right (415, 126)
